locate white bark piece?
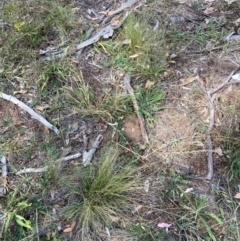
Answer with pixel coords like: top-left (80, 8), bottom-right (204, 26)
top-left (17, 167), bottom-right (49, 174)
top-left (76, 9), bottom-right (130, 52)
top-left (16, 152), bottom-right (82, 174)
top-left (83, 134), bottom-right (103, 167)
top-left (0, 92), bottom-right (59, 135)
top-left (76, 25), bottom-right (114, 50)
top-left (107, 0), bottom-right (137, 17)
top-left (0, 156), bottom-right (7, 195)
top-left (1, 156), bottom-right (7, 178)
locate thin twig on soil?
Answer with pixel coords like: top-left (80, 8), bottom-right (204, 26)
top-left (124, 73), bottom-right (149, 143)
top-left (0, 92), bottom-right (59, 135)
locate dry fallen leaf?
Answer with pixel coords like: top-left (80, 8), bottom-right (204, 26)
top-left (121, 39), bottom-right (131, 45)
top-left (215, 147), bottom-right (223, 156)
top-left (180, 75), bottom-right (199, 86)
top-left (132, 205), bottom-right (143, 213)
top-left (180, 187), bottom-right (193, 197)
top-left (63, 221), bottom-right (76, 233)
top-left (71, 7), bottom-right (80, 12)
top-left (129, 53), bottom-right (143, 59)
top-left (35, 105), bottom-right (49, 111)
top-left (63, 227), bottom-right (73, 233)
top-left (157, 223), bottom-right (172, 228)
top-left (13, 89), bottom-right (28, 94)
top-left (70, 221), bottom-right (76, 229)
top-left (85, 15), bottom-right (98, 21)
top-left (99, 11), bottom-right (108, 15)
top-left (109, 215), bottom-right (120, 223)
top-left (204, 7), bottom-right (215, 14)
top-left (111, 19), bottom-right (120, 26)
top-left (234, 193), bottom-right (240, 199)
top-left (145, 80), bottom-right (155, 89)
top-left (107, 11), bottom-right (113, 16)
top-left (157, 222), bottom-right (172, 232)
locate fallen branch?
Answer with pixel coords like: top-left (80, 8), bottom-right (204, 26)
top-left (102, 0), bottom-right (138, 25)
top-left (210, 70), bottom-right (237, 95)
top-left (83, 134), bottom-right (103, 167)
top-left (0, 92), bottom-right (59, 135)
top-left (16, 152), bottom-right (82, 174)
top-left (0, 156), bottom-right (7, 195)
top-left (76, 10), bottom-right (130, 52)
top-left (124, 73), bottom-right (149, 143)
top-left (200, 67), bottom-right (240, 180)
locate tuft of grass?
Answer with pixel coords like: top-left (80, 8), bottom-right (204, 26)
top-left (129, 223), bottom-right (169, 241)
top-left (155, 168), bottom-right (240, 241)
top-left (136, 86), bottom-right (165, 125)
top-left (100, 13), bottom-right (168, 79)
top-left (65, 73), bottom-right (165, 124)
top-left (64, 73), bottom-right (133, 120)
top-left (37, 58), bottom-right (74, 91)
top-left (2, 177), bottom-right (34, 240)
top-left (62, 147), bottom-right (139, 239)
top-left (229, 149), bottom-right (240, 180)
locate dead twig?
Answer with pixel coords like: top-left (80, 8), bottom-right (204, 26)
top-left (124, 73), bottom-right (149, 143)
top-left (16, 152), bottom-right (82, 174)
top-left (83, 134), bottom-right (103, 167)
top-left (17, 133), bottom-right (103, 174)
top-left (0, 92), bottom-right (59, 135)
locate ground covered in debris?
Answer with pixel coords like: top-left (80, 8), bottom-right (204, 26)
top-left (1, 0), bottom-right (240, 240)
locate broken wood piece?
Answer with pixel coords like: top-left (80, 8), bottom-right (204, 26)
top-left (17, 167), bottom-right (48, 174)
top-left (0, 156), bottom-right (7, 195)
top-left (102, 0), bottom-right (137, 25)
top-left (124, 73), bottom-right (149, 143)
top-left (16, 152), bottom-right (82, 174)
top-left (105, 0), bottom-right (137, 19)
top-left (76, 11), bottom-right (130, 52)
top-left (0, 92), bottom-right (59, 135)
top-left (76, 25), bottom-right (114, 50)
top-left (206, 134), bottom-right (213, 180)
top-left (83, 134), bottom-right (103, 167)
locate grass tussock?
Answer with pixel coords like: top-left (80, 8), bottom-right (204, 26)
top-left (62, 147), bottom-right (140, 239)
top-left (64, 73), bottom-right (133, 120)
top-left (101, 13), bottom-right (168, 79)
